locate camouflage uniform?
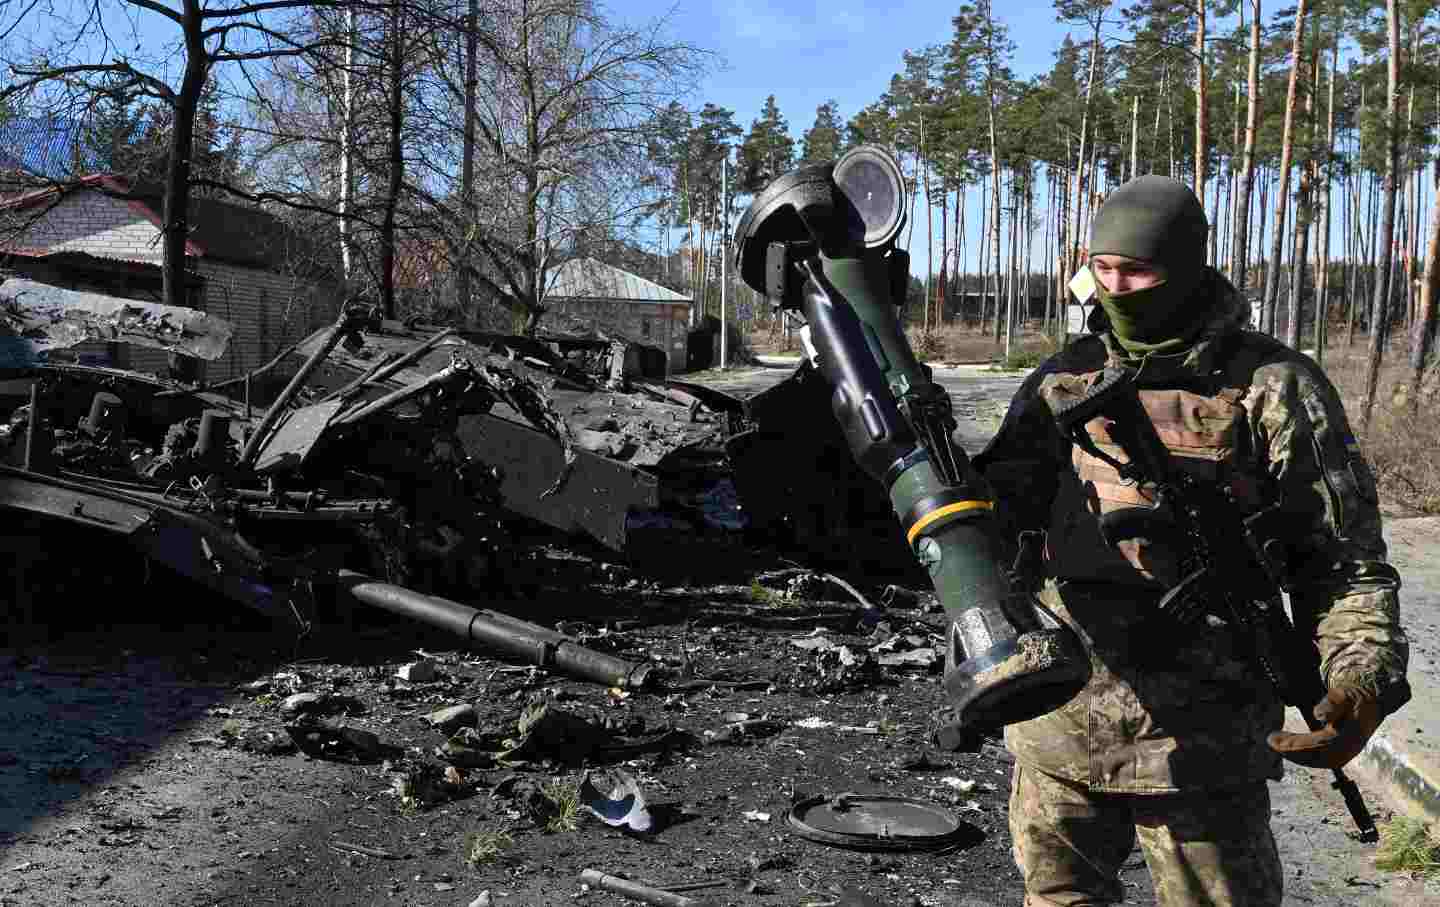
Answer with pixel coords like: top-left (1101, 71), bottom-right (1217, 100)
top-left (973, 271), bottom-right (1409, 906)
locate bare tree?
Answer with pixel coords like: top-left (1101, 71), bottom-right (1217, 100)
top-left (1, 0), bottom-right (342, 309)
top-left (408, 0), bottom-right (706, 333)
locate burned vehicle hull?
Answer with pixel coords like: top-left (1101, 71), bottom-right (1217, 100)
top-left (0, 297), bottom-right (670, 686)
top-left (281, 322), bottom-right (749, 561)
top-left (286, 319), bottom-right (919, 580)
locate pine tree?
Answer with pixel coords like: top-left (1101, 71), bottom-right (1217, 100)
top-left (800, 100), bottom-right (844, 164)
top-left (738, 95), bottom-right (795, 194)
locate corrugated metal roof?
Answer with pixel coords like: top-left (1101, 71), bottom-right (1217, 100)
top-left (543, 257), bottom-right (691, 304)
top-left (0, 117), bottom-right (92, 180)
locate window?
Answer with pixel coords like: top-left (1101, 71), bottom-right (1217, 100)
top-left (640, 316), bottom-right (652, 339)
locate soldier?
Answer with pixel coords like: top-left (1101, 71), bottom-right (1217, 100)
top-left (972, 175), bottom-right (1410, 907)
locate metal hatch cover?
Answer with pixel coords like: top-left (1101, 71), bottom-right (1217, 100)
top-left (785, 793), bottom-right (981, 852)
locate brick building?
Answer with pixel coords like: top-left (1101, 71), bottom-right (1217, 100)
top-left (0, 175), bottom-right (340, 381)
top-left (540, 257), bottom-right (692, 374)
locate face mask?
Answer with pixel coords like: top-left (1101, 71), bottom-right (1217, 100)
top-left (1095, 279), bottom-right (1192, 348)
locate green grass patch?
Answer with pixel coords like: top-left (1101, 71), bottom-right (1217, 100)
top-left (540, 778), bottom-right (581, 833)
top-left (1375, 816), bottom-right (1440, 876)
top-left (463, 826), bottom-right (514, 867)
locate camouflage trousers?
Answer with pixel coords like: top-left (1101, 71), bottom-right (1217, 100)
top-left (1008, 764), bottom-right (1282, 907)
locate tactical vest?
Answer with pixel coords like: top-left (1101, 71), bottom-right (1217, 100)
top-left (1042, 372), bottom-right (1262, 588)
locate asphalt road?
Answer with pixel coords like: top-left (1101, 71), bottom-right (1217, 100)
top-left (682, 360), bottom-right (1022, 456)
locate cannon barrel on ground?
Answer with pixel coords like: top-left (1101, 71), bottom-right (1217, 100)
top-left (334, 571), bottom-right (655, 689)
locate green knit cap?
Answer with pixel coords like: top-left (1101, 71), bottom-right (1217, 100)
top-left (1089, 175), bottom-right (1208, 281)
top-left (1088, 176), bottom-right (1212, 355)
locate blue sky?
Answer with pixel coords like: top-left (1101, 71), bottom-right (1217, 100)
top-left (3, 0), bottom-right (1254, 278)
top-left (661, 0), bottom-right (1079, 153)
top-left (636, 0), bottom-right (1088, 277)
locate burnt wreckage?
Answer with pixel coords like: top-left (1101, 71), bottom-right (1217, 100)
top-left (0, 277), bottom-right (907, 668)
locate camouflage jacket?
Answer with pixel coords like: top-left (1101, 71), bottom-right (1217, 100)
top-left (973, 269), bottom-right (1410, 793)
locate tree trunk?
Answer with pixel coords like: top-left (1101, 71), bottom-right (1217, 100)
top-left (1411, 157), bottom-right (1440, 405)
top-left (1232, 0), bottom-right (1262, 290)
top-left (1130, 94), bottom-right (1140, 184)
top-left (1193, 0), bottom-right (1208, 200)
top-left (922, 114), bottom-right (933, 332)
top-left (1057, 139), bottom-right (1071, 310)
top-left (1068, 18), bottom-right (1101, 285)
top-left (1361, 0), bottom-right (1402, 428)
top-left (985, 1), bottom-right (1004, 347)
top-left (1226, 52), bottom-right (1241, 277)
top-left (978, 173), bottom-right (990, 328)
top-left (1261, 0), bottom-right (1309, 336)
top-left (1024, 175), bottom-right (1034, 328)
top-left (1167, 67), bottom-right (1177, 178)
top-left (1342, 117), bottom-right (1355, 349)
top-left (956, 181), bottom-right (966, 325)
top-left (940, 180), bottom-right (948, 328)
top-left (1044, 171), bottom-right (1055, 336)
top-left (379, 0), bottom-right (404, 320)
top-left (339, 4), bottom-right (356, 289)
top-left (1005, 181), bottom-right (1018, 360)
top-left (1210, 154), bottom-right (1222, 269)
top-left (1287, 36), bottom-right (1319, 350)
top-left (1152, 66), bottom-right (1167, 172)
top-left (1255, 165), bottom-right (1268, 294)
top-left (162, 0), bottom-right (207, 313)
top-left (1315, 41), bottom-right (1336, 366)
top-left (455, 0), bottom-right (478, 318)
top-left (1405, 71), bottom-right (1419, 332)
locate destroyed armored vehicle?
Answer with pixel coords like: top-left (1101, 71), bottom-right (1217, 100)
top-left (1, 281), bottom-right (605, 620)
top-left (280, 315), bottom-right (917, 579)
top-left (1, 273), bottom-right (914, 645)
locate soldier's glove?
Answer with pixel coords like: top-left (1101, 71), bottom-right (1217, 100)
top-left (1266, 686), bottom-right (1382, 770)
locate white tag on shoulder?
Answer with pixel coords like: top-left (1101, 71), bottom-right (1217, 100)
top-left (1067, 266), bottom-right (1097, 305)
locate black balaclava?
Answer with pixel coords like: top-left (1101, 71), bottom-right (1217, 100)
top-left (1089, 176), bottom-right (1211, 355)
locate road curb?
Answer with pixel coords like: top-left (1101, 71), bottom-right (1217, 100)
top-left (1352, 733), bottom-right (1440, 823)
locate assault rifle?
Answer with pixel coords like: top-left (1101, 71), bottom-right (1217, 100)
top-left (1049, 365), bottom-right (1378, 842)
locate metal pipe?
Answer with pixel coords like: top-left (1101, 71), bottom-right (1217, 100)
top-left (319, 351), bottom-right (400, 404)
top-left (23, 380), bottom-right (38, 472)
top-left (578, 870), bottom-right (703, 907)
top-left (238, 308), bottom-right (363, 468)
top-left (329, 362), bottom-right (468, 428)
top-left (335, 571), bottom-right (655, 689)
top-left (362, 327), bottom-right (456, 387)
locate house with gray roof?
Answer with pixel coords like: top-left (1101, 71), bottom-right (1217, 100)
top-left (541, 257), bottom-right (692, 373)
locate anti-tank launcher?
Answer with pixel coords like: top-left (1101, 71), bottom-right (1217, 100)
top-left (732, 146), bottom-right (1089, 730)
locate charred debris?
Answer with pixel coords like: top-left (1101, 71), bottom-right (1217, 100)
top-left (0, 290), bottom-right (918, 682)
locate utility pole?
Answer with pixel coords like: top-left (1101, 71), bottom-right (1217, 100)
top-left (720, 153), bottom-right (728, 370)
